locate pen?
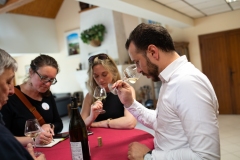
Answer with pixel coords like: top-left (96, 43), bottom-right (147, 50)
top-left (49, 130), bottom-right (55, 141)
top-left (36, 124), bottom-right (54, 142)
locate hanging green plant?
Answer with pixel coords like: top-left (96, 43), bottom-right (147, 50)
top-left (80, 24), bottom-right (106, 46)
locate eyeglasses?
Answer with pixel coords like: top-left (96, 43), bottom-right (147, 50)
top-left (35, 71), bottom-right (57, 85)
top-left (88, 54), bottom-right (109, 64)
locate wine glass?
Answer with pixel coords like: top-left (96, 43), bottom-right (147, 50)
top-left (24, 119), bottom-right (42, 157)
top-left (93, 86), bottom-right (107, 114)
top-left (108, 64), bottom-right (141, 95)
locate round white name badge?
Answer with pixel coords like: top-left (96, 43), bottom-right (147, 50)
top-left (42, 102), bottom-right (50, 110)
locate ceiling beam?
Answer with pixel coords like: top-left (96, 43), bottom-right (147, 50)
top-left (0, 0), bottom-right (34, 13)
top-left (77, 0), bottom-right (193, 28)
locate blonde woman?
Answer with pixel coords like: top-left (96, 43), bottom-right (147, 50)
top-left (81, 53), bottom-right (137, 129)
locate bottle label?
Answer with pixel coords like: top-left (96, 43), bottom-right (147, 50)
top-left (70, 142), bottom-right (83, 160)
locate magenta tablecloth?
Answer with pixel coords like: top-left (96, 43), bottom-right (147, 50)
top-left (37, 128), bottom-right (154, 160)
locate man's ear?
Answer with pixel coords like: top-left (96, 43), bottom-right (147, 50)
top-left (147, 45), bottom-right (159, 60)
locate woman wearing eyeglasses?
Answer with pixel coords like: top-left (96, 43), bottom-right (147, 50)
top-left (81, 53), bottom-right (137, 129)
top-left (1, 54), bottom-right (63, 145)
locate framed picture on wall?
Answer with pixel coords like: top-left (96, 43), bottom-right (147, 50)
top-left (141, 18), bottom-right (162, 26)
top-left (65, 29), bottom-right (80, 56)
top-left (25, 65), bottom-right (30, 76)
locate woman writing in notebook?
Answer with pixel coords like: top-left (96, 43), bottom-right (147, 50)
top-left (1, 54), bottom-right (63, 145)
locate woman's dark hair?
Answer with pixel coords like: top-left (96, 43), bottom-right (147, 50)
top-left (125, 23), bottom-right (175, 54)
top-left (30, 54), bottom-right (59, 73)
top-left (30, 54), bottom-right (59, 97)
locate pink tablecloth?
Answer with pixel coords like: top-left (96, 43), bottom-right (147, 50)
top-left (37, 128), bottom-right (154, 160)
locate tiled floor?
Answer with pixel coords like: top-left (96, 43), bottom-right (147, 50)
top-left (218, 115), bottom-right (240, 160)
top-left (62, 115), bottom-right (240, 159)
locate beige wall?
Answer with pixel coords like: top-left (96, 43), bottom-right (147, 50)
top-left (184, 9), bottom-right (240, 70)
top-left (51, 0), bottom-right (81, 93)
top-left (122, 10), bottom-right (240, 71)
top-left (0, 14), bottom-right (58, 53)
top-left (9, 1), bottom-right (240, 94)
top-left (15, 0), bottom-right (82, 94)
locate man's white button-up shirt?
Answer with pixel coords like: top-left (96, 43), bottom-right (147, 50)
top-left (127, 56), bottom-right (220, 160)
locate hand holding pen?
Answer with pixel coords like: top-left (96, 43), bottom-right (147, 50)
top-left (36, 124), bottom-right (55, 144)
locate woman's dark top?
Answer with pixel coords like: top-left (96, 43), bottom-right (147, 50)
top-left (95, 92), bottom-right (124, 121)
top-left (1, 85), bottom-right (63, 136)
top-left (0, 113), bottom-right (33, 160)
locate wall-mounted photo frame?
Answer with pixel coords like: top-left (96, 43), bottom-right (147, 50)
top-left (141, 19), bottom-right (162, 26)
top-left (25, 65), bottom-right (30, 76)
top-left (65, 29), bottom-right (80, 56)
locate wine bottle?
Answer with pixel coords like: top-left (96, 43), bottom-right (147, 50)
top-left (69, 97), bottom-right (90, 160)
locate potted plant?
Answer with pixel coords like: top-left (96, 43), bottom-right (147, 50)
top-left (80, 24), bottom-right (106, 47)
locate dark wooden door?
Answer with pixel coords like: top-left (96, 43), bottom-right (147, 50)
top-left (199, 28), bottom-right (240, 114)
top-left (227, 29), bottom-right (240, 113)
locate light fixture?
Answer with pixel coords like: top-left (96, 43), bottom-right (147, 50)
top-left (226, 0), bottom-right (237, 3)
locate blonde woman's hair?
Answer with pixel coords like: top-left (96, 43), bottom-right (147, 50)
top-left (87, 53), bottom-right (121, 96)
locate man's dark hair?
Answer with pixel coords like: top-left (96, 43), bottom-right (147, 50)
top-left (125, 23), bottom-right (175, 53)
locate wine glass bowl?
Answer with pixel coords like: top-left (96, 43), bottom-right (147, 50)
top-left (108, 64), bottom-right (141, 95)
top-left (108, 83), bottom-right (118, 95)
top-left (123, 64), bottom-right (141, 84)
top-left (24, 119), bottom-right (42, 157)
top-left (93, 86), bottom-right (107, 114)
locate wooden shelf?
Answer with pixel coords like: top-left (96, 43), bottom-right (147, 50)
top-left (78, 6), bottom-right (98, 13)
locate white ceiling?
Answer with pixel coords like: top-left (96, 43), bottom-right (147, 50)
top-left (154, 0), bottom-right (240, 18)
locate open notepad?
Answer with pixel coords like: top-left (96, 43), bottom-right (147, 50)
top-left (36, 138), bottom-right (65, 148)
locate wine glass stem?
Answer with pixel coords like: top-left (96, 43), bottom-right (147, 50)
top-left (33, 137), bottom-right (36, 148)
top-left (122, 78), bottom-right (127, 82)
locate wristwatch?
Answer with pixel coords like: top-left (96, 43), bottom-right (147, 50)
top-left (144, 150), bottom-right (152, 160)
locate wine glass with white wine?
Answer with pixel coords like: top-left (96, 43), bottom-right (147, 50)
top-left (24, 119), bottom-right (42, 157)
top-left (93, 86), bottom-right (107, 114)
top-left (108, 64), bottom-right (141, 94)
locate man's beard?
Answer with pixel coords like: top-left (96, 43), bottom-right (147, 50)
top-left (142, 56), bottom-right (160, 82)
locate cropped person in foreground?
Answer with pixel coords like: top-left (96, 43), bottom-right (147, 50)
top-left (112, 23), bottom-right (220, 160)
top-left (2, 54), bottom-right (63, 145)
top-left (81, 53), bottom-right (136, 129)
top-left (0, 48), bottom-right (45, 160)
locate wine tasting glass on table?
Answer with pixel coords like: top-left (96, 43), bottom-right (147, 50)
top-left (24, 119), bottom-right (42, 157)
top-left (108, 64), bottom-right (141, 95)
top-left (93, 86), bottom-right (107, 114)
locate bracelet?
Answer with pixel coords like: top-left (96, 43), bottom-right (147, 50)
top-left (107, 118), bottom-right (112, 128)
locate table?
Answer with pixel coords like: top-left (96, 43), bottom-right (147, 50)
top-left (37, 128), bottom-right (154, 160)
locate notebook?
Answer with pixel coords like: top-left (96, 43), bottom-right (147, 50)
top-left (36, 138), bottom-right (64, 148)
